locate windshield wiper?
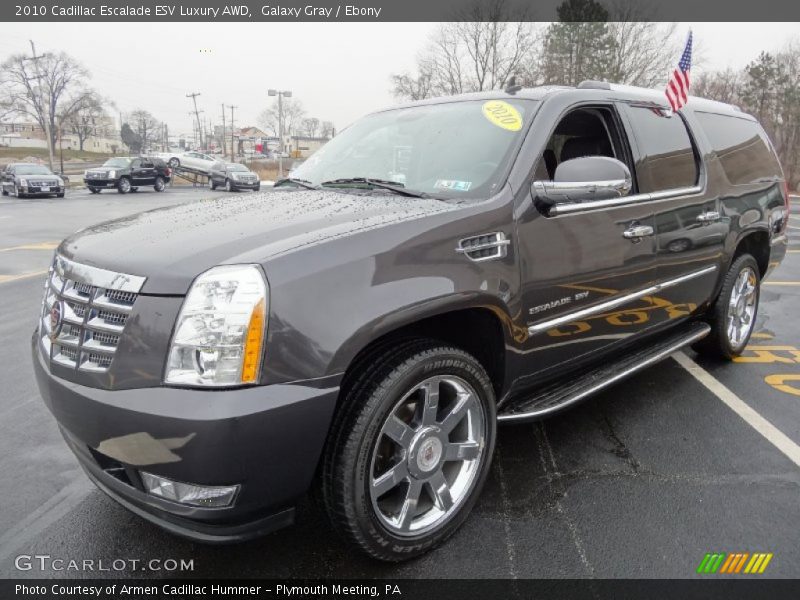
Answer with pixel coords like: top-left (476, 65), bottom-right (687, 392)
top-left (320, 177), bottom-right (430, 199)
top-left (274, 177), bottom-right (318, 190)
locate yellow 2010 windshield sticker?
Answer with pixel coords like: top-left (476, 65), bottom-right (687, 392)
top-left (482, 100), bottom-right (523, 131)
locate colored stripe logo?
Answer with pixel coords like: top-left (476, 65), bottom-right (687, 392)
top-left (697, 552), bottom-right (773, 574)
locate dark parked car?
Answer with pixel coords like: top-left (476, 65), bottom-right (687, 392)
top-left (84, 156), bottom-right (171, 194)
top-left (208, 162), bottom-right (260, 192)
top-left (1, 163), bottom-right (65, 198)
top-left (33, 83), bottom-right (789, 561)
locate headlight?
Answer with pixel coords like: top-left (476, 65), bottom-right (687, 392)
top-left (83, 170), bottom-right (88, 177)
top-left (165, 264), bottom-right (268, 387)
top-left (108, 170), bottom-right (116, 178)
top-left (19, 178), bottom-right (28, 186)
top-left (56, 178), bottom-right (64, 186)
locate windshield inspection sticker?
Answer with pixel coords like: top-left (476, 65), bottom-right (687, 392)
top-left (435, 180), bottom-right (472, 192)
top-left (482, 100), bottom-right (523, 131)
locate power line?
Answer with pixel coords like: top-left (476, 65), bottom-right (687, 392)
top-left (186, 92), bottom-right (203, 149)
top-left (229, 105), bottom-right (237, 161)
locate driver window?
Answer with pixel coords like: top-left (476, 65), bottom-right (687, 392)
top-left (534, 107), bottom-right (626, 182)
top-left (131, 159), bottom-right (141, 169)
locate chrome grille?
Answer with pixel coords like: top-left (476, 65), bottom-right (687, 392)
top-left (30, 180), bottom-right (60, 187)
top-left (40, 255), bottom-right (146, 373)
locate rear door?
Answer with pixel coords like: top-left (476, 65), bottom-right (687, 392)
top-left (619, 103), bottom-right (722, 329)
top-left (138, 159), bottom-right (157, 185)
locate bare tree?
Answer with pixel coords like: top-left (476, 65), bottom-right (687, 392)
top-left (301, 117), bottom-right (320, 138)
top-left (129, 109), bottom-right (159, 151)
top-left (390, 0), bottom-right (535, 100)
top-left (63, 92), bottom-right (107, 151)
top-left (604, 1), bottom-right (681, 87)
top-left (0, 51), bottom-right (94, 152)
top-left (692, 68), bottom-right (744, 105)
top-left (258, 97), bottom-right (306, 137)
top-left (320, 120), bottom-right (336, 138)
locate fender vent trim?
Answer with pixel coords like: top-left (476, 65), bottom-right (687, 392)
top-left (456, 232), bottom-right (510, 262)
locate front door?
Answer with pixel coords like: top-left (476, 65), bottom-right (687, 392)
top-left (516, 104), bottom-right (659, 379)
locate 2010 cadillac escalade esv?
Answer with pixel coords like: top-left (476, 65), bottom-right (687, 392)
top-left (33, 82), bottom-right (789, 561)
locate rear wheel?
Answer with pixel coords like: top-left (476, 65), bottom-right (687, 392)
top-left (154, 176), bottom-right (165, 192)
top-left (209, 177), bottom-right (216, 191)
top-left (117, 178), bottom-right (131, 194)
top-left (694, 254), bottom-right (760, 359)
top-left (169, 158), bottom-right (180, 168)
top-left (322, 341), bottom-right (496, 561)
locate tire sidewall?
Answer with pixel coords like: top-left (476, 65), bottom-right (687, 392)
top-left (154, 176), bottom-right (165, 192)
top-left (345, 349), bottom-right (496, 559)
top-left (117, 178), bottom-right (131, 194)
top-left (720, 255), bottom-right (761, 356)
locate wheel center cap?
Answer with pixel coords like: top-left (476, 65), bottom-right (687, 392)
top-left (416, 437), bottom-right (443, 473)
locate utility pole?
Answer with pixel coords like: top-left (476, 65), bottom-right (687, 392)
top-left (221, 104), bottom-right (226, 160)
top-left (186, 92), bottom-right (203, 149)
top-left (268, 89), bottom-right (292, 178)
top-left (23, 41), bottom-right (54, 171)
top-left (229, 105), bottom-right (237, 161)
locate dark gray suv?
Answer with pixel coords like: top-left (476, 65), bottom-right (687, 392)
top-left (33, 83), bottom-right (789, 561)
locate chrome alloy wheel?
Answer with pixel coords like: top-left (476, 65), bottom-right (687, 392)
top-left (369, 375), bottom-right (486, 537)
top-left (727, 266), bottom-right (757, 348)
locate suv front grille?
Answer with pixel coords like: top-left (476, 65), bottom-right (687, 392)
top-left (39, 256), bottom-right (146, 373)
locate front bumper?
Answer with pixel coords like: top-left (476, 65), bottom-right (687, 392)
top-left (231, 180), bottom-right (260, 189)
top-left (20, 185), bottom-right (64, 195)
top-left (32, 336), bottom-right (339, 543)
top-left (83, 178), bottom-right (119, 188)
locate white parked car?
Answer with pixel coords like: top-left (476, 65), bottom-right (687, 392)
top-left (160, 151), bottom-right (217, 174)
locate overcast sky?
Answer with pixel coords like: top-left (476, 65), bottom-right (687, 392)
top-left (0, 22), bottom-right (797, 137)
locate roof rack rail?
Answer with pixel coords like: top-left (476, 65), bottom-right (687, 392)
top-left (577, 80), bottom-right (611, 90)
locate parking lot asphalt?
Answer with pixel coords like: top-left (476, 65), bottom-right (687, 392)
top-left (0, 192), bottom-right (798, 579)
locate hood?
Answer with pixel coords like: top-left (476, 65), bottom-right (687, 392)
top-left (58, 189), bottom-right (455, 294)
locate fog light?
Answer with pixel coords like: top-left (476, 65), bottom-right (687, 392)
top-left (140, 472), bottom-right (239, 508)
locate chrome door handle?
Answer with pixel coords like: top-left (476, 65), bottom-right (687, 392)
top-left (623, 224), bottom-right (654, 239)
top-left (697, 211), bottom-right (721, 223)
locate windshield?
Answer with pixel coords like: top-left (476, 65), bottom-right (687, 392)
top-left (15, 165), bottom-right (52, 175)
top-left (227, 164), bottom-right (249, 172)
top-left (291, 99), bottom-right (538, 199)
top-left (103, 158), bottom-right (131, 168)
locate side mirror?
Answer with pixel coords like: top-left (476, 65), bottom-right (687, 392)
top-left (533, 156), bottom-right (632, 206)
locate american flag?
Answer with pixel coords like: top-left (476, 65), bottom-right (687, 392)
top-left (665, 31), bottom-right (693, 111)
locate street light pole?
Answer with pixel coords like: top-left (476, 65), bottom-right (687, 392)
top-left (268, 89), bottom-right (292, 179)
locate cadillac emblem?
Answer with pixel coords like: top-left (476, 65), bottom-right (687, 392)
top-left (49, 300), bottom-right (64, 340)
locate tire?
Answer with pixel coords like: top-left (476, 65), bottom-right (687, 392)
top-left (169, 158), bottom-right (180, 168)
top-left (225, 179), bottom-right (233, 192)
top-left (209, 178), bottom-right (216, 191)
top-left (1, 186), bottom-right (8, 196)
top-left (154, 176), bottom-right (165, 192)
top-left (88, 187), bottom-right (100, 194)
top-left (130, 187), bottom-right (139, 192)
top-left (255, 184), bottom-right (261, 192)
top-left (117, 178), bottom-right (131, 194)
top-left (14, 185), bottom-right (25, 199)
top-left (56, 193), bottom-right (65, 198)
top-left (694, 254), bottom-right (761, 359)
top-left (322, 340), bottom-right (496, 561)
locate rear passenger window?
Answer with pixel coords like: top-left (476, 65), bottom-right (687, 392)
top-left (626, 106), bottom-right (698, 193)
top-left (694, 112), bottom-right (782, 185)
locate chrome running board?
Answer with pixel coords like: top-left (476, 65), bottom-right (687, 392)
top-left (498, 322), bottom-right (711, 423)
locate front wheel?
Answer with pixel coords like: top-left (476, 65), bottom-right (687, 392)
top-left (117, 178), bottom-right (131, 194)
top-left (154, 176), bottom-right (165, 192)
top-left (694, 254), bottom-right (761, 359)
top-left (225, 179), bottom-right (233, 192)
top-left (56, 193), bottom-right (65, 198)
top-left (322, 341), bottom-right (496, 561)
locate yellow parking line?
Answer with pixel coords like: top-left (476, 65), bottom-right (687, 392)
top-left (0, 270), bottom-right (48, 284)
top-left (763, 281), bottom-right (800, 286)
top-left (787, 250), bottom-right (800, 254)
top-left (0, 242), bottom-right (58, 253)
